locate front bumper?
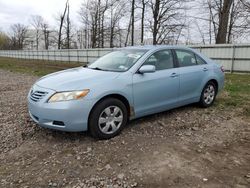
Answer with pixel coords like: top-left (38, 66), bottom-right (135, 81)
top-left (28, 85), bottom-right (95, 132)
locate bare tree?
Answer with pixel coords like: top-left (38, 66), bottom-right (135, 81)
top-left (131, 0), bottom-right (135, 45)
top-left (10, 23), bottom-right (28, 50)
top-left (79, 0), bottom-right (100, 48)
top-left (149, 0), bottom-right (185, 45)
top-left (216, 0), bottom-right (233, 43)
top-left (202, 0), bottom-right (249, 43)
top-left (0, 31), bottom-right (11, 50)
top-left (138, 0), bottom-right (148, 44)
top-left (58, 0), bottom-right (69, 49)
top-left (41, 22), bottom-right (50, 50)
top-left (109, 0), bottom-right (126, 47)
top-left (30, 15), bottom-right (43, 50)
top-left (65, 2), bottom-right (71, 49)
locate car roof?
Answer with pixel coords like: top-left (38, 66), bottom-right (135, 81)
top-left (122, 45), bottom-right (193, 51)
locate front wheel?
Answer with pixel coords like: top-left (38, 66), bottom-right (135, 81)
top-left (88, 98), bottom-right (128, 139)
top-left (199, 81), bottom-right (217, 108)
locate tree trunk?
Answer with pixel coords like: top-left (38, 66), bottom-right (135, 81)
top-left (131, 0), bottom-right (135, 46)
top-left (141, 0), bottom-right (145, 45)
top-left (66, 3), bottom-right (70, 49)
top-left (125, 16), bottom-right (132, 47)
top-left (101, 14), bottom-right (105, 47)
top-left (110, 5), bottom-right (114, 48)
top-left (216, 0), bottom-right (233, 44)
top-left (153, 0), bottom-right (160, 45)
top-left (36, 30), bottom-right (39, 50)
top-left (58, 0), bottom-right (68, 49)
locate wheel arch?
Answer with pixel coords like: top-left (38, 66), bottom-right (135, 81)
top-left (88, 93), bottom-right (132, 129)
top-left (207, 78), bottom-right (219, 94)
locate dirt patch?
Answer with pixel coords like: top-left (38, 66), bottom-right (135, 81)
top-left (0, 69), bottom-right (249, 188)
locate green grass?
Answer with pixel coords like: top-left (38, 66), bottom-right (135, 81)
top-left (0, 57), bottom-right (84, 76)
top-left (0, 57), bottom-right (250, 117)
top-left (216, 73), bottom-right (250, 117)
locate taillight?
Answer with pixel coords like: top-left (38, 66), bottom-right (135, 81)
top-left (220, 66), bottom-right (225, 72)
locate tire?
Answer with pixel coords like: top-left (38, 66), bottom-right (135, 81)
top-left (199, 81), bottom-right (217, 108)
top-left (88, 98), bottom-right (128, 139)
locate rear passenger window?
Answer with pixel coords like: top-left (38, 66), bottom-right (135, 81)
top-left (196, 55), bottom-right (206, 65)
top-left (175, 50), bottom-right (196, 67)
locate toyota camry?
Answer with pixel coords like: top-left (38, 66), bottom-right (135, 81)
top-left (28, 46), bottom-right (224, 139)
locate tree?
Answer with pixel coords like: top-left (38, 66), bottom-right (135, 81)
top-left (216, 0), bottom-right (233, 43)
top-left (0, 31), bottom-right (11, 50)
top-left (138, 0), bottom-right (148, 44)
top-left (30, 15), bottom-right (43, 50)
top-left (79, 0), bottom-right (126, 48)
top-left (41, 22), bottom-right (50, 50)
top-left (10, 23), bottom-right (28, 50)
top-left (149, 0), bottom-right (185, 45)
top-left (58, 0), bottom-right (69, 49)
top-left (131, 0), bottom-right (135, 45)
top-left (203, 0), bottom-right (249, 43)
top-left (64, 2), bottom-right (72, 49)
top-left (79, 0), bottom-right (101, 48)
top-left (109, 0), bottom-right (126, 47)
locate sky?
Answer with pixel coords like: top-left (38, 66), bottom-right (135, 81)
top-left (0, 0), bottom-right (83, 32)
top-left (0, 0), bottom-right (203, 44)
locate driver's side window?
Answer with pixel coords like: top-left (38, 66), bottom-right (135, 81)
top-left (143, 50), bottom-right (174, 71)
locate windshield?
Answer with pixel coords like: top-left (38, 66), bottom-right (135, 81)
top-left (88, 49), bottom-right (148, 72)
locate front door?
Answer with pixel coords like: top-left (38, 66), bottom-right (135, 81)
top-left (132, 49), bottom-right (180, 117)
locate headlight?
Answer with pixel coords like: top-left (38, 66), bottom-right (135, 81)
top-left (48, 90), bottom-right (89, 103)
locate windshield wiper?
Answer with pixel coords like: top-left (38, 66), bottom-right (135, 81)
top-left (88, 67), bottom-right (107, 71)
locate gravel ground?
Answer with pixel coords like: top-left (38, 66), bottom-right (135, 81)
top-left (0, 69), bottom-right (250, 188)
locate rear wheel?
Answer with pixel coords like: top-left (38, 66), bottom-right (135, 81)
top-left (199, 81), bottom-right (217, 107)
top-left (89, 98), bottom-right (128, 139)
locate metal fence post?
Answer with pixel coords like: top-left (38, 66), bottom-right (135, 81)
top-left (77, 49), bottom-right (79, 63)
top-left (230, 45), bottom-right (236, 73)
top-left (54, 50), bottom-right (56, 62)
top-left (68, 49), bottom-right (70, 63)
top-left (87, 49), bottom-right (89, 63)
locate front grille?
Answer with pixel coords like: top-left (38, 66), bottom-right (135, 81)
top-left (30, 90), bottom-right (48, 102)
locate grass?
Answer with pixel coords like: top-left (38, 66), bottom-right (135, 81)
top-left (0, 57), bottom-right (84, 76)
top-left (216, 73), bottom-right (250, 117)
top-left (0, 57), bottom-right (250, 117)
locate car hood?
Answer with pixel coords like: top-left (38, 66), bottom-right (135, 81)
top-left (35, 67), bottom-right (120, 91)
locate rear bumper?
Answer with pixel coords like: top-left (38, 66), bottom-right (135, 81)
top-left (28, 90), bottom-right (95, 132)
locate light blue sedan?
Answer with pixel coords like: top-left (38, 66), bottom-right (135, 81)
top-left (28, 46), bottom-right (224, 139)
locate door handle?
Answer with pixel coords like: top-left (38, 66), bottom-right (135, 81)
top-left (203, 67), bottom-right (208, 72)
top-left (170, 73), bottom-right (178, 78)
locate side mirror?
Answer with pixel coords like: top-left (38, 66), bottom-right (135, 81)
top-left (138, 65), bottom-right (156, 74)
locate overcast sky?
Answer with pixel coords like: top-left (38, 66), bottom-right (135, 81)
top-left (0, 0), bottom-right (83, 32)
top-left (0, 0), bottom-right (228, 44)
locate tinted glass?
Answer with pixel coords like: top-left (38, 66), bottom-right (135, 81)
top-left (196, 55), bottom-right (206, 65)
top-left (175, 50), bottom-right (196, 67)
top-left (143, 50), bottom-right (174, 70)
top-left (88, 49), bottom-right (148, 72)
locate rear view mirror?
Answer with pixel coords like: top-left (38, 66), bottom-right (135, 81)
top-left (138, 65), bottom-right (156, 74)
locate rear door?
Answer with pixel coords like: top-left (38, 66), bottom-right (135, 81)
top-left (174, 49), bottom-right (209, 103)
